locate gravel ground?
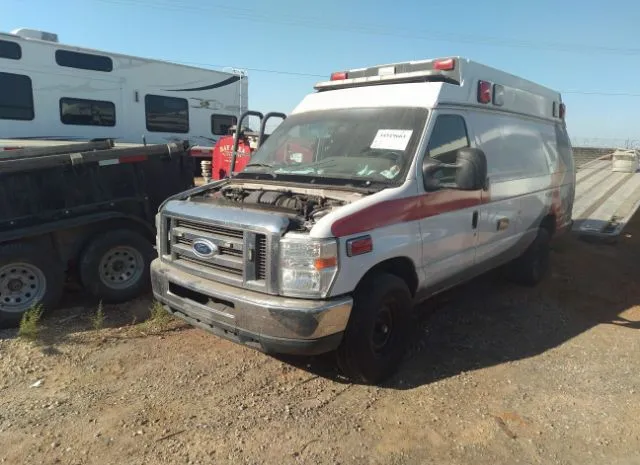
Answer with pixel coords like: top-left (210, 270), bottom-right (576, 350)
top-left (1, 218), bottom-right (640, 465)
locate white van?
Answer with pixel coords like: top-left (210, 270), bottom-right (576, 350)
top-left (150, 57), bottom-right (576, 384)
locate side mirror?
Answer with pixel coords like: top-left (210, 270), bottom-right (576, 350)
top-left (455, 147), bottom-right (487, 190)
top-left (422, 147), bottom-right (487, 191)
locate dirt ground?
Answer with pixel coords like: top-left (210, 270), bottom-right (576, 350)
top-left (2, 218), bottom-right (640, 465)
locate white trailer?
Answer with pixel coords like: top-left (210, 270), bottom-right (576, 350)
top-left (0, 28), bottom-right (248, 148)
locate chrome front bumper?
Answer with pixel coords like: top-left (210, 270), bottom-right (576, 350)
top-left (150, 259), bottom-right (352, 355)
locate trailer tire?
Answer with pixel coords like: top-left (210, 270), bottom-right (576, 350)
top-left (79, 229), bottom-right (154, 303)
top-left (336, 272), bottom-right (412, 385)
top-left (0, 242), bottom-right (65, 328)
top-left (508, 228), bottom-right (551, 286)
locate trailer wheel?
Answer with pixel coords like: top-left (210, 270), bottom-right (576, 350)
top-left (79, 229), bottom-right (154, 303)
top-left (336, 272), bottom-right (412, 385)
top-left (0, 242), bottom-right (65, 328)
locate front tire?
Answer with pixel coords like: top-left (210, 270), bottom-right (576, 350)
top-left (337, 273), bottom-right (412, 384)
top-left (79, 229), bottom-right (154, 303)
top-left (0, 242), bottom-right (65, 328)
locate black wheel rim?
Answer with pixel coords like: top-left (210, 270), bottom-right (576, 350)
top-left (371, 298), bottom-right (395, 354)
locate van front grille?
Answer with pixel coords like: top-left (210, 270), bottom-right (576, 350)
top-left (255, 234), bottom-right (267, 281)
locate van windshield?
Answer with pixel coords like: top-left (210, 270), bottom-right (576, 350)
top-left (237, 107), bottom-right (428, 186)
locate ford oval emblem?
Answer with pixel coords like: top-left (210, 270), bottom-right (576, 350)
top-left (192, 239), bottom-right (218, 258)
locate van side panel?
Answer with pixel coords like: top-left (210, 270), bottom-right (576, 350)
top-left (329, 216), bottom-right (424, 297)
top-left (468, 111), bottom-right (553, 266)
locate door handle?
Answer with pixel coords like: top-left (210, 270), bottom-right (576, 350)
top-left (472, 211), bottom-right (478, 229)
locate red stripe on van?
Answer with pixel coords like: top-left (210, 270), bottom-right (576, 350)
top-left (331, 189), bottom-right (487, 237)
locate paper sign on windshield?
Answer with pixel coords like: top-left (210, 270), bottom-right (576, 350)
top-left (370, 129), bottom-right (413, 151)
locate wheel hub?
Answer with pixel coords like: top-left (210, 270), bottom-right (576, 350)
top-left (7, 278), bottom-right (23, 292)
top-left (98, 246), bottom-right (145, 290)
top-left (111, 260), bottom-right (125, 273)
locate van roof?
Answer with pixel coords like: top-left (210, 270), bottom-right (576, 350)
top-left (302, 57), bottom-right (564, 122)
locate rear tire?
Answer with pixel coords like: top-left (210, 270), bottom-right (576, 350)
top-left (79, 229), bottom-right (154, 303)
top-left (0, 242), bottom-right (65, 328)
top-left (508, 228), bottom-right (551, 286)
top-left (336, 273), bottom-right (412, 384)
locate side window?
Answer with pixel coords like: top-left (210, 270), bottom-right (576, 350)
top-left (60, 98), bottom-right (116, 127)
top-left (55, 50), bottom-right (113, 72)
top-left (0, 72), bottom-right (34, 121)
top-left (423, 114), bottom-right (470, 187)
top-left (0, 40), bottom-right (21, 60)
top-left (211, 114), bottom-right (237, 136)
top-left (427, 114), bottom-right (470, 163)
top-left (145, 94), bottom-right (189, 133)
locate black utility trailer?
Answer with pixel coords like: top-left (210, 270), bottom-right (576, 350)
top-left (0, 140), bottom-right (194, 327)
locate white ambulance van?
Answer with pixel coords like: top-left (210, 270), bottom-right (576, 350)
top-left (150, 57), bottom-right (576, 384)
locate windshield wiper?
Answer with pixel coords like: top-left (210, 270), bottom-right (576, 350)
top-left (244, 162), bottom-right (274, 169)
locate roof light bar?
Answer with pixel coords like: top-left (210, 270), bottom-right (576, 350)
top-left (316, 58), bottom-right (461, 91)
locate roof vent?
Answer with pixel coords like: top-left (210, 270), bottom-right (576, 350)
top-left (10, 28), bottom-right (59, 43)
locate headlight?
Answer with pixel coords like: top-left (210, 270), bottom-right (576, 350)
top-left (278, 234), bottom-right (338, 298)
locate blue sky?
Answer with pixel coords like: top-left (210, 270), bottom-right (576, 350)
top-left (3, 0), bottom-right (640, 145)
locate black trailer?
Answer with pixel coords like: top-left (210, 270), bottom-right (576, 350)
top-left (0, 140), bottom-right (194, 327)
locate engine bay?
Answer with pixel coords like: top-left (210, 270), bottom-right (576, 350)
top-left (195, 183), bottom-right (354, 231)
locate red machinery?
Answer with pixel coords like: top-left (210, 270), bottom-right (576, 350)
top-left (211, 130), bottom-right (256, 180)
top-left (211, 111), bottom-right (287, 180)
